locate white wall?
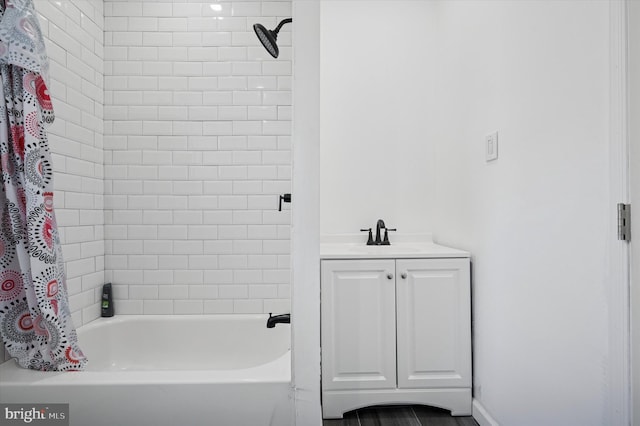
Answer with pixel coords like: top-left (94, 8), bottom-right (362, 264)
top-left (291, 2), bottom-right (322, 423)
top-left (36, 0), bottom-right (106, 327)
top-left (320, 1), bottom-right (438, 237)
top-left (432, 2), bottom-right (610, 425)
top-left (319, 0), bottom-right (612, 424)
top-left (103, 0), bottom-right (292, 315)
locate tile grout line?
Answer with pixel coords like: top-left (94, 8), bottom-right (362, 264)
top-left (410, 407), bottom-right (423, 426)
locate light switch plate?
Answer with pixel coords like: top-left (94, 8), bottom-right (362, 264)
top-left (485, 131), bottom-right (498, 162)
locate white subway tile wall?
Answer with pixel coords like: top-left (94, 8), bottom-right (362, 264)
top-left (104, 0), bottom-right (292, 314)
top-left (36, 0), bottom-right (106, 327)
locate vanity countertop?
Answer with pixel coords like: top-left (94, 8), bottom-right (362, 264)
top-left (320, 241), bottom-right (470, 260)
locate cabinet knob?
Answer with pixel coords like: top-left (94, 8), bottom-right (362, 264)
top-left (401, 272), bottom-right (407, 279)
top-left (387, 273), bottom-right (393, 280)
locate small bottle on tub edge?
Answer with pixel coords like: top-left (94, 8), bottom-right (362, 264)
top-left (101, 283), bottom-right (114, 317)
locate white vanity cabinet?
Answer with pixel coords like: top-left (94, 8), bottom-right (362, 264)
top-left (321, 255), bottom-right (472, 418)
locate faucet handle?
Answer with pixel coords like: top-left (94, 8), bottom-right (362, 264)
top-left (360, 228), bottom-right (374, 245)
top-left (382, 228), bottom-right (396, 245)
top-left (278, 193), bottom-right (291, 211)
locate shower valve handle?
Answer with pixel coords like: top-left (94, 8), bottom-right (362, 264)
top-left (278, 193), bottom-right (291, 211)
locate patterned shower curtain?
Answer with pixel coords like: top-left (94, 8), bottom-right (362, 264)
top-left (0, 0), bottom-right (86, 370)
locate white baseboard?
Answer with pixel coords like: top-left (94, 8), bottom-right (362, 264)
top-left (472, 399), bottom-right (499, 426)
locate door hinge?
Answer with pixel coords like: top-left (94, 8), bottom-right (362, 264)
top-left (617, 203), bottom-right (631, 241)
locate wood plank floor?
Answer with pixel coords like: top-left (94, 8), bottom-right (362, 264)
top-left (323, 405), bottom-right (478, 426)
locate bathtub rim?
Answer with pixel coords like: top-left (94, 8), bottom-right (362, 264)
top-left (0, 314), bottom-right (291, 387)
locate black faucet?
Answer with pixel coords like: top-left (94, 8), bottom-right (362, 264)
top-left (361, 219), bottom-right (397, 245)
top-left (374, 219), bottom-right (386, 245)
top-left (266, 313), bottom-right (290, 328)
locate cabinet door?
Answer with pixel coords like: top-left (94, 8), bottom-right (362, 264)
top-left (396, 258), bottom-right (471, 389)
top-left (321, 259), bottom-right (397, 391)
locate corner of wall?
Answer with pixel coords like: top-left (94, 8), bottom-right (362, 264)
top-left (472, 399), bottom-right (500, 426)
top-left (37, 0), bottom-right (106, 327)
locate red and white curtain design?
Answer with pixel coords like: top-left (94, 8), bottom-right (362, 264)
top-left (0, 0), bottom-right (86, 370)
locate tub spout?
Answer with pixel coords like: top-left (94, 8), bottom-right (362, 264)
top-left (267, 313), bottom-right (290, 328)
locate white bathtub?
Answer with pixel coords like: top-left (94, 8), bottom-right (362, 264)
top-left (0, 315), bottom-right (293, 426)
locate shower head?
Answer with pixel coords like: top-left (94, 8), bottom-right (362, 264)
top-left (253, 18), bottom-right (292, 58)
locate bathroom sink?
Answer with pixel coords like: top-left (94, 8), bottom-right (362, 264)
top-left (344, 244), bottom-right (426, 255)
top-left (319, 241), bottom-right (470, 259)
